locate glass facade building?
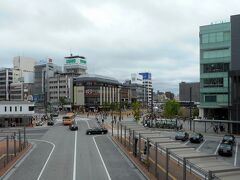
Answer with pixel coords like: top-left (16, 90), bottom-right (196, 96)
top-left (199, 22), bottom-right (231, 119)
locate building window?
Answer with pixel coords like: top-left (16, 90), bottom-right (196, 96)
top-left (10, 106), bottom-right (12, 112)
top-left (203, 78), bottom-right (224, 88)
top-left (201, 31), bottom-right (230, 44)
top-left (5, 106), bottom-right (7, 112)
top-left (203, 63), bottom-right (229, 73)
top-left (20, 106), bottom-right (22, 112)
top-left (29, 106), bottom-right (34, 111)
top-left (205, 95), bottom-right (217, 102)
top-left (203, 49), bottom-right (230, 59)
top-left (15, 106), bottom-right (17, 112)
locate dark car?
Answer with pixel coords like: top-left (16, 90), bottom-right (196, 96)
top-left (190, 133), bottom-right (204, 143)
top-left (222, 135), bottom-right (235, 145)
top-left (52, 113), bottom-right (59, 118)
top-left (175, 131), bottom-right (189, 141)
top-left (69, 122), bottom-right (78, 131)
top-left (86, 127), bottom-right (108, 135)
top-left (36, 121), bottom-right (44, 126)
top-left (218, 142), bottom-right (233, 156)
top-left (47, 120), bottom-right (54, 126)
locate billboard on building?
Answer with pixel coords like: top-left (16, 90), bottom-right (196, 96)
top-left (139, 72), bottom-right (151, 80)
top-left (65, 57), bottom-right (87, 65)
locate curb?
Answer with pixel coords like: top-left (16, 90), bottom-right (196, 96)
top-left (109, 136), bottom-right (150, 180)
top-left (0, 143), bottom-right (35, 180)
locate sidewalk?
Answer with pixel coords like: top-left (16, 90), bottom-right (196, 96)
top-left (0, 142), bottom-right (32, 177)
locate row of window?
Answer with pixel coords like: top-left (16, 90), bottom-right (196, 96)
top-left (203, 63), bottom-right (229, 73)
top-left (203, 78), bottom-right (224, 88)
top-left (201, 31), bottom-right (230, 44)
top-left (49, 86), bottom-right (67, 89)
top-left (3, 106), bottom-right (34, 112)
top-left (202, 49), bottom-right (230, 59)
top-left (49, 80), bottom-right (66, 84)
top-left (49, 91), bottom-right (67, 94)
top-left (4, 106), bottom-right (22, 112)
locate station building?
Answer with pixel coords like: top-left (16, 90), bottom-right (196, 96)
top-left (0, 101), bottom-right (35, 127)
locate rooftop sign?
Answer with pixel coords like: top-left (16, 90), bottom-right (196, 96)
top-left (65, 58), bottom-right (87, 65)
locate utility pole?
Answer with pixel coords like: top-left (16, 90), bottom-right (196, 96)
top-left (189, 87), bottom-right (192, 131)
top-left (151, 88), bottom-right (154, 127)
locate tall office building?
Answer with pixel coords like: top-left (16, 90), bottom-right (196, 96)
top-left (199, 14), bottom-right (240, 133)
top-left (33, 59), bottom-right (62, 111)
top-left (0, 68), bottom-right (13, 101)
top-left (139, 72), bottom-right (152, 106)
top-left (13, 56), bottom-right (36, 83)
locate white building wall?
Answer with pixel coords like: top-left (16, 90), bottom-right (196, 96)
top-left (13, 56), bottom-right (36, 72)
top-left (0, 103), bottom-right (35, 115)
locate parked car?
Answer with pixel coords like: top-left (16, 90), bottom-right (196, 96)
top-left (222, 135), bottom-right (235, 145)
top-left (175, 131), bottom-right (189, 141)
top-left (86, 127), bottom-right (108, 135)
top-left (47, 120), bottom-right (54, 126)
top-left (36, 121), bottom-right (44, 126)
top-left (69, 121), bottom-right (78, 131)
top-left (218, 142), bottom-right (233, 156)
top-left (190, 133), bottom-right (204, 143)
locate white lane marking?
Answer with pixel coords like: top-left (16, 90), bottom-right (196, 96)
top-left (184, 140), bottom-right (189, 145)
top-left (214, 141), bottom-right (221, 155)
top-left (93, 136), bottom-right (111, 180)
top-left (30, 139), bottom-right (56, 180)
top-left (234, 142), bottom-right (238, 166)
top-left (196, 140), bottom-right (207, 152)
top-left (73, 130), bottom-right (77, 180)
top-left (85, 120), bottom-right (91, 129)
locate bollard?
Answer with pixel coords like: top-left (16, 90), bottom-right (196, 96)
top-left (6, 136), bottom-right (9, 164)
top-left (18, 129), bottom-right (21, 152)
top-left (14, 132), bottom-right (16, 157)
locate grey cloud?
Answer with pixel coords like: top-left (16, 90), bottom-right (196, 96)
top-left (0, 0), bottom-right (239, 94)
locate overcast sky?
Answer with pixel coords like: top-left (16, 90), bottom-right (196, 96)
top-left (0, 0), bottom-right (239, 94)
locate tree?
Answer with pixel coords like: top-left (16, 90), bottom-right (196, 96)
top-left (163, 100), bottom-right (180, 118)
top-left (59, 97), bottom-right (67, 110)
top-left (178, 107), bottom-right (189, 119)
top-left (193, 107), bottom-right (199, 118)
top-left (131, 101), bottom-right (141, 122)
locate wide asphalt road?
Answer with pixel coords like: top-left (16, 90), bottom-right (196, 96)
top-left (4, 117), bottom-right (145, 180)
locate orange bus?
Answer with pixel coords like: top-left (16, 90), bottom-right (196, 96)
top-left (63, 113), bottom-right (75, 125)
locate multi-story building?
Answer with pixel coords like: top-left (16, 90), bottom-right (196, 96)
top-left (199, 20), bottom-right (231, 120)
top-left (48, 55), bottom-right (87, 109)
top-left (13, 56), bottom-right (36, 83)
top-left (139, 72), bottom-right (152, 106)
top-left (48, 73), bottom-right (73, 109)
top-left (33, 59), bottom-right (62, 112)
top-left (179, 82), bottom-right (200, 102)
top-left (10, 83), bottom-right (33, 101)
top-left (64, 55), bottom-right (87, 75)
top-left (73, 74), bottom-right (121, 111)
top-left (122, 80), bottom-right (145, 104)
top-left (199, 14), bottom-right (240, 133)
top-left (0, 101), bottom-right (34, 127)
top-left (0, 68), bottom-right (13, 101)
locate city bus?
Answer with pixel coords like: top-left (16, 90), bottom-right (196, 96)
top-left (62, 112), bottom-right (75, 125)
